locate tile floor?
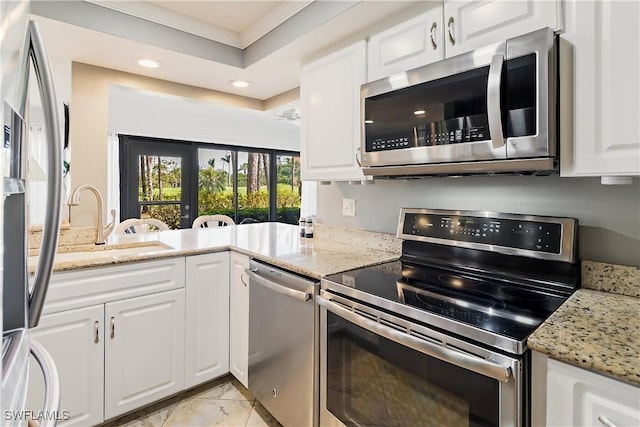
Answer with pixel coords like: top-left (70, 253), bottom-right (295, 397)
top-left (102, 376), bottom-right (282, 427)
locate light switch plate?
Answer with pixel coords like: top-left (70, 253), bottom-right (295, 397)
top-left (342, 199), bottom-right (356, 216)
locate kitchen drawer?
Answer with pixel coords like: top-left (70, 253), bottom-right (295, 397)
top-left (42, 257), bottom-right (185, 314)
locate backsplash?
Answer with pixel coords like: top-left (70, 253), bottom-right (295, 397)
top-left (316, 176), bottom-right (640, 267)
top-left (582, 261), bottom-right (640, 298)
top-left (30, 226), bottom-right (97, 250)
top-left (314, 223), bottom-right (401, 253)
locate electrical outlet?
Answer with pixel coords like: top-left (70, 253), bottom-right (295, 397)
top-left (342, 198), bottom-right (356, 216)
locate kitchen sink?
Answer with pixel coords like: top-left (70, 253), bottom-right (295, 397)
top-left (29, 241), bottom-right (174, 264)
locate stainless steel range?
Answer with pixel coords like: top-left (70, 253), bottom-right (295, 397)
top-left (318, 208), bottom-right (579, 427)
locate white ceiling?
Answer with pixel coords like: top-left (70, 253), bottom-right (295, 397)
top-left (33, 0), bottom-right (424, 101)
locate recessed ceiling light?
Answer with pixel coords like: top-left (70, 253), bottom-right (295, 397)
top-left (413, 110), bottom-right (426, 115)
top-left (364, 120), bottom-right (374, 124)
top-left (230, 80), bottom-right (250, 88)
top-left (137, 58), bottom-right (161, 68)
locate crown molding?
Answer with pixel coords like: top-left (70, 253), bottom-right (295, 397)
top-left (240, 1), bottom-right (314, 48)
top-left (85, 0), bottom-right (242, 47)
top-left (84, 0), bottom-right (314, 49)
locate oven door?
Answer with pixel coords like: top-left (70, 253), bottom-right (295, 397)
top-left (318, 291), bottom-right (523, 427)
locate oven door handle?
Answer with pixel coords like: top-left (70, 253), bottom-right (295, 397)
top-left (487, 53), bottom-right (505, 150)
top-left (317, 294), bottom-right (512, 383)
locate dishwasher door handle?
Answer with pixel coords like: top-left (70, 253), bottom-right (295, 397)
top-left (246, 269), bottom-right (312, 302)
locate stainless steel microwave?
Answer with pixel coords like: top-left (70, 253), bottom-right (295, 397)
top-left (361, 27), bottom-right (562, 177)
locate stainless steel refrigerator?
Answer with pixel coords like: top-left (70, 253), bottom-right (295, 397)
top-left (2, 1), bottom-right (63, 425)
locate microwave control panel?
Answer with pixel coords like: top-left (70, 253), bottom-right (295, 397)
top-left (366, 114), bottom-right (489, 152)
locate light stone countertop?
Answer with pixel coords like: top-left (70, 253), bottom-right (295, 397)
top-left (528, 289), bottom-right (640, 386)
top-left (41, 222), bottom-right (399, 279)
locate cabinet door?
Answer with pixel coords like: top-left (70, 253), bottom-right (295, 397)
top-left (104, 289), bottom-right (185, 420)
top-left (185, 252), bottom-right (230, 388)
top-left (229, 252), bottom-right (249, 387)
top-left (300, 41), bottom-right (367, 181)
top-left (561, 0), bottom-right (640, 176)
top-left (26, 305), bottom-right (104, 427)
top-left (443, 0), bottom-right (562, 57)
top-left (546, 359), bottom-right (640, 426)
top-left (368, 6), bottom-right (444, 82)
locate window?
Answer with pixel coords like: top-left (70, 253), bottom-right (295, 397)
top-left (120, 135), bottom-right (300, 228)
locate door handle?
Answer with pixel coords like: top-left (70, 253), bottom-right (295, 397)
top-left (245, 269), bottom-right (312, 302)
top-left (94, 321), bottom-right (100, 343)
top-left (447, 17), bottom-right (455, 45)
top-left (487, 54), bottom-right (506, 150)
top-left (27, 20), bottom-right (63, 328)
top-left (430, 22), bottom-right (437, 50)
top-left (110, 317), bottom-right (115, 339)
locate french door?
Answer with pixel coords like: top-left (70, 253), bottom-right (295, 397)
top-left (119, 136), bottom-right (196, 229)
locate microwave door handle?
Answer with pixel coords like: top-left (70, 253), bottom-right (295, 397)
top-left (487, 54), bottom-right (505, 150)
top-left (27, 20), bottom-right (63, 328)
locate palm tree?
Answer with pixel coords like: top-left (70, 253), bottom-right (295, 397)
top-left (199, 167), bottom-right (225, 193)
top-left (221, 153), bottom-right (231, 187)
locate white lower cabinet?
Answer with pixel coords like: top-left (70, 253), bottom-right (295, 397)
top-left (27, 305), bottom-right (105, 427)
top-left (27, 253), bottom-right (243, 425)
top-left (537, 356), bottom-right (640, 427)
top-left (185, 252), bottom-right (230, 388)
top-left (104, 289), bottom-right (185, 419)
top-left (229, 252), bottom-right (250, 387)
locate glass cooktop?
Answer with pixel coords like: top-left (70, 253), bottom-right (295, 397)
top-left (322, 260), bottom-right (567, 348)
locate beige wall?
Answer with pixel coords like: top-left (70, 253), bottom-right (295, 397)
top-left (69, 62), bottom-right (267, 227)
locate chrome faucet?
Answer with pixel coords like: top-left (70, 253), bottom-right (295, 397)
top-left (68, 184), bottom-right (116, 245)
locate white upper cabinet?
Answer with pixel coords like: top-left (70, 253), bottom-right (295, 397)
top-left (367, 6), bottom-right (444, 82)
top-left (443, 0), bottom-right (563, 57)
top-left (300, 41), bottom-right (367, 181)
top-left (561, 0), bottom-right (640, 177)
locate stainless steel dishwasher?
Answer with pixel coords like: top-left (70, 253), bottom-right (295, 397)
top-left (246, 259), bottom-right (319, 427)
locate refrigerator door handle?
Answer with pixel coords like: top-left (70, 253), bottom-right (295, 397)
top-left (30, 339), bottom-right (61, 427)
top-left (27, 20), bottom-right (63, 328)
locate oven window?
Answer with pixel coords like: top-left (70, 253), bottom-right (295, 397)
top-left (326, 312), bottom-right (499, 427)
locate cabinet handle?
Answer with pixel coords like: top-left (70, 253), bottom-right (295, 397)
top-left (94, 321), bottom-right (99, 343)
top-left (110, 316), bottom-right (115, 339)
top-left (598, 416), bottom-right (617, 427)
top-left (430, 22), bottom-right (437, 50)
top-left (355, 147), bottom-right (362, 167)
top-left (447, 16), bottom-right (455, 45)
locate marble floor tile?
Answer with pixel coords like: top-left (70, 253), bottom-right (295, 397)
top-left (163, 398), bottom-right (254, 427)
top-left (245, 402), bottom-right (282, 427)
top-left (116, 403), bottom-right (177, 427)
top-left (109, 376), bottom-right (285, 427)
top-left (191, 378), bottom-right (255, 402)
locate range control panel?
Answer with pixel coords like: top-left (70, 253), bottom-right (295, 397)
top-left (401, 212), bottom-right (567, 255)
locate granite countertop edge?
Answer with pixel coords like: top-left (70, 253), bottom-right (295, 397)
top-left (42, 223), bottom-right (400, 279)
top-left (528, 289), bottom-right (640, 386)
